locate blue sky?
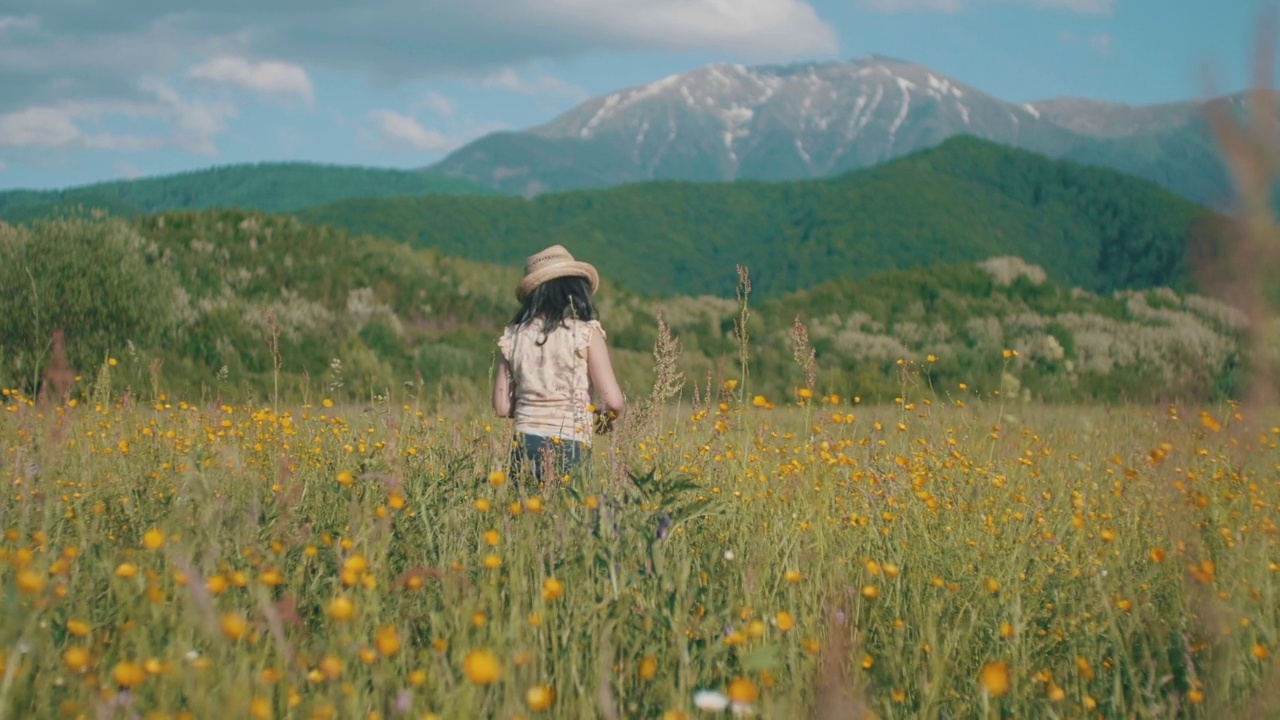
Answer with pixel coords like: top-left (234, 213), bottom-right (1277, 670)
top-left (0, 0), bottom-right (1266, 190)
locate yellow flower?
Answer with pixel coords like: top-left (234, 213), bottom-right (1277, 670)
top-left (776, 611), bottom-right (795, 632)
top-left (751, 395), bottom-right (768, 408)
top-left (727, 677), bottom-right (758, 705)
top-left (408, 669), bottom-right (428, 686)
top-left (488, 471), bottom-right (507, 487)
top-left (220, 613), bottom-right (248, 641)
top-left (114, 562), bottom-right (139, 579)
top-left (526, 497), bottom-right (544, 513)
top-left (796, 388), bottom-right (813, 400)
top-left (142, 528), bottom-right (165, 550)
top-left (639, 656), bottom-right (658, 681)
top-left (373, 622), bottom-right (399, 655)
top-left (723, 379), bottom-right (738, 391)
top-left (542, 577), bottom-right (565, 602)
top-left (483, 554), bottom-right (502, 569)
top-left (463, 649), bottom-right (502, 685)
top-left (63, 646), bottom-right (91, 673)
top-left (783, 570), bottom-right (802, 584)
top-left (474, 498), bottom-right (492, 512)
top-left (327, 596), bottom-right (355, 622)
top-left (1253, 644), bottom-right (1270, 661)
top-left (113, 661), bottom-right (146, 688)
top-left (206, 574), bottom-right (228, 594)
top-left (860, 585), bottom-right (878, 600)
top-left (67, 619), bottom-right (91, 637)
top-left (1187, 689), bottom-right (1204, 705)
top-left (249, 697), bottom-right (271, 720)
top-left (525, 684), bottom-right (555, 712)
top-left (336, 471), bottom-right (355, 487)
top-left (484, 530), bottom-right (500, 546)
top-left (978, 661), bottom-right (1010, 697)
top-left (319, 655), bottom-right (343, 681)
top-left (16, 568), bottom-right (45, 594)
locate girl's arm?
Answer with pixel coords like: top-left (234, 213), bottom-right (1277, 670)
top-left (492, 356), bottom-right (515, 418)
top-left (587, 329), bottom-right (625, 417)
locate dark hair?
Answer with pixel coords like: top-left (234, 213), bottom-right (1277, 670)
top-left (511, 276), bottom-right (597, 344)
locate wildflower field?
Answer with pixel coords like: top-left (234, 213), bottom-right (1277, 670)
top-left (3, 361), bottom-right (1279, 720)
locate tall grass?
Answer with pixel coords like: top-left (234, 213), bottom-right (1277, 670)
top-left (1, 357), bottom-right (1278, 718)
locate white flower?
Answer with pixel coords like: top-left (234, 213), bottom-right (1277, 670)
top-left (694, 690), bottom-right (730, 712)
top-left (723, 550), bottom-right (735, 561)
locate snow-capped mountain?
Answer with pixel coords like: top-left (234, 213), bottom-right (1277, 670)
top-left (431, 56), bottom-right (1238, 204)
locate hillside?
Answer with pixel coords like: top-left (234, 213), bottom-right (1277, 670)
top-left (303, 137), bottom-right (1206, 298)
top-left (0, 211), bottom-right (1245, 405)
top-left (0, 162), bottom-right (499, 221)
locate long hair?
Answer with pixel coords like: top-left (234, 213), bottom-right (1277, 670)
top-left (511, 276), bottom-right (597, 344)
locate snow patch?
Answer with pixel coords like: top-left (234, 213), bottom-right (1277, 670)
top-left (887, 77), bottom-right (913, 140)
top-left (1021, 103), bottom-right (1041, 119)
top-left (957, 101), bottom-right (970, 125)
top-left (579, 94), bottom-right (621, 137)
top-left (794, 137), bottom-right (812, 167)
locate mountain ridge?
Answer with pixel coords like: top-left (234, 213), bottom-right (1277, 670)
top-left (303, 136), bottom-right (1206, 299)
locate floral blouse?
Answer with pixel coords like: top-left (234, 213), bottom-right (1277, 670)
top-left (497, 319), bottom-right (603, 444)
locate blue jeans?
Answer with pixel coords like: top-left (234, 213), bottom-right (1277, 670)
top-left (509, 433), bottom-right (587, 485)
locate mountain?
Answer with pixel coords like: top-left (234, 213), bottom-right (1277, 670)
top-left (304, 137), bottom-right (1206, 299)
top-left (431, 56), bottom-right (1245, 207)
top-left (0, 162), bottom-right (500, 221)
top-left (0, 211), bottom-right (1243, 404)
top-left (433, 56), bottom-right (1081, 196)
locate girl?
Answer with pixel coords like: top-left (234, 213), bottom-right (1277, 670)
top-left (492, 245), bottom-right (625, 484)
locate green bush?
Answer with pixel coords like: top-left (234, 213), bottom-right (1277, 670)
top-left (0, 218), bottom-right (180, 392)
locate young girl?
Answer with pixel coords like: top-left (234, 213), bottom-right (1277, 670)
top-left (492, 245), bottom-right (625, 484)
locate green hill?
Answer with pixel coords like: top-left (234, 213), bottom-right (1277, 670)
top-left (0, 162), bottom-right (499, 220)
top-left (299, 136), bottom-right (1208, 298)
top-left (0, 210), bottom-right (1245, 405)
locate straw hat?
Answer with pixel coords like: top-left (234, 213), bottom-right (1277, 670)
top-left (516, 245), bottom-right (599, 299)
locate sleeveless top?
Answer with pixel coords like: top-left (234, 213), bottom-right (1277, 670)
top-left (497, 318), bottom-right (604, 444)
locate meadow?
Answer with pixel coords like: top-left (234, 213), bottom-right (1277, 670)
top-left (3, 351), bottom-right (1279, 719)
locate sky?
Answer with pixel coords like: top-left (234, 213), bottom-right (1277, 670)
top-left (0, 0), bottom-right (1268, 190)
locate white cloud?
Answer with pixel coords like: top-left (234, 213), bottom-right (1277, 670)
top-left (1090, 32), bottom-right (1113, 56)
top-left (0, 15), bottom-right (39, 33)
top-left (0, 82), bottom-right (236, 155)
top-left (188, 56), bottom-right (315, 105)
top-left (480, 69), bottom-right (590, 101)
top-left (365, 110), bottom-right (457, 153)
top-left (416, 91), bottom-right (456, 118)
top-left (865, 0), bottom-right (1113, 14)
top-left (524, 0), bottom-right (839, 58)
top-left (861, 0), bottom-right (962, 12)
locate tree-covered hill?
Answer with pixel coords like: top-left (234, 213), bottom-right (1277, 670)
top-left (300, 137), bottom-right (1208, 298)
top-left (0, 211), bottom-right (1244, 406)
top-left (0, 162), bottom-right (499, 220)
